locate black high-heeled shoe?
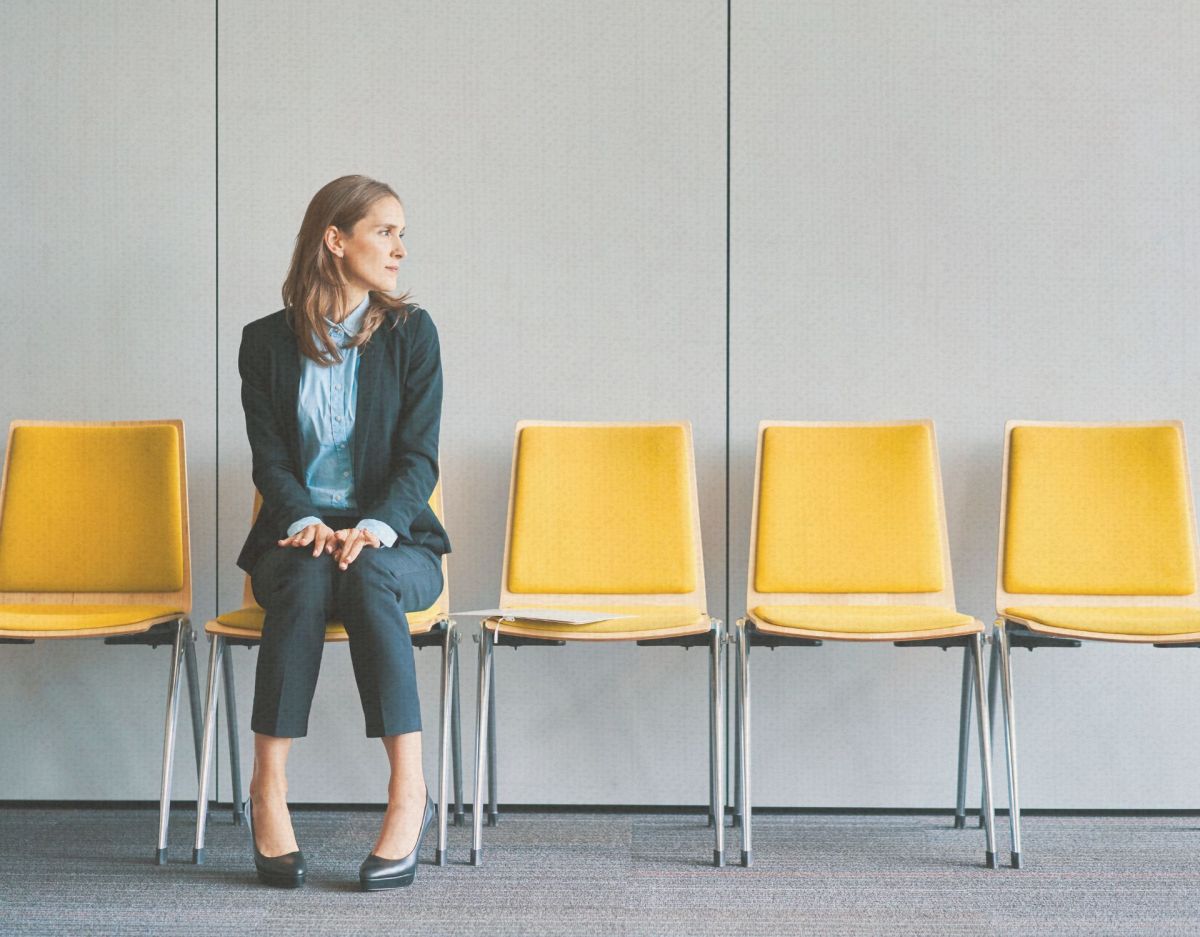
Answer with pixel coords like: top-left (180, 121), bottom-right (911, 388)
top-left (248, 798), bottom-right (306, 888)
top-left (359, 792), bottom-right (435, 891)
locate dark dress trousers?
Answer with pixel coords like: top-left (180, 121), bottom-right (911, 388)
top-left (238, 305), bottom-right (451, 738)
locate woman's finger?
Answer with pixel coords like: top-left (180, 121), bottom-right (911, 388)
top-left (338, 530), bottom-right (361, 569)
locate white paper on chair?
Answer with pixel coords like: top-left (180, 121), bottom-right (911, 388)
top-left (453, 608), bottom-right (632, 625)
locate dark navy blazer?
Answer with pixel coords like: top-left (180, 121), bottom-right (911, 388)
top-left (237, 304), bottom-right (451, 574)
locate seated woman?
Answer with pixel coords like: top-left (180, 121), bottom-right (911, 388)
top-left (237, 174), bottom-right (450, 890)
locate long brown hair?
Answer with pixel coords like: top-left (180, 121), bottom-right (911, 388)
top-left (282, 175), bottom-right (412, 363)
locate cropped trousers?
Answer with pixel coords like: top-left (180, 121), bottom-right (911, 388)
top-left (249, 528), bottom-right (443, 739)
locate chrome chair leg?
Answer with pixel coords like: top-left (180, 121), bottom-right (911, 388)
top-left (156, 619), bottom-right (187, 865)
top-left (732, 627), bottom-right (743, 829)
top-left (487, 648), bottom-right (499, 827)
top-left (736, 619), bottom-right (751, 867)
top-left (471, 625), bottom-right (493, 865)
top-left (970, 632), bottom-right (998, 868)
top-left (193, 635), bottom-right (223, 864)
top-left (436, 621), bottom-right (453, 866)
top-left (451, 633), bottom-right (464, 825)
top-left (183, 626), bottom-right (203, 774)
top-left (996, 624), bottom-right (1023, 868)
top-left (954, 643), bottom-right (972, 829)
top-left (708, 637), bottom-right (716, 828)
top-left (709, 622), bottom-right (725, 867)
top-left (220, 645), bottom-right (244, 825)
top-left (980, 631), bottom-right (1000, 827)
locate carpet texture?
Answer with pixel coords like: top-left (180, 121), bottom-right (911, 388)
top-left (1, 808), bottom-right (1198, 936)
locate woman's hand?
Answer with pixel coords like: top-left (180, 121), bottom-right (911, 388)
top-left (332, 527), bottom-right (381, 570)
top-left (277, 522), bottom-right (337, 557)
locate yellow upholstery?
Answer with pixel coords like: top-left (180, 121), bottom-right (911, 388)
top-left (755, 424), bottom-right (944, 593)
top-left (0, 604), bottom-right (182, 634)
top-left (1004, 425), bottom-right (1196, 595)
top-left (209, 604), bottom-right (444, 639)
top-left (752, 605), bottom-right (977, 635)
top-left (0, 424), bottom-right (184, 592)
top-left (1006, 605), bottom-right (1200, 637)
top-left (484, 605), bottom-right (707, 637)
top-left (507, 425), bottom-right (696, 594)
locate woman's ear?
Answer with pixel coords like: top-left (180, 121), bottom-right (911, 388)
top-left (324, 224), bottom-right (344, 258)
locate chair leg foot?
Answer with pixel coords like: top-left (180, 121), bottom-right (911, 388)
top-left (731, 813), bottom-right (742, 828)
top-left (487, 811), bottom-right (498, 827)
top-left (192, 847), bottom-right (204, 865)
top-left (707, 812), bottom-right (715, 828)
top-left (741, 850), bottom-right (752, 868)
top-left (977, 815), bottom-right (985, 829)
top-left (953, 815), bottom-right (966, 830)
top-left (435, 848), bottom-right (447, 866)
top-left (985, 850), bottom-right (997, 869)
top-left (1011, 851), bottom-right (1023, 869)
top-left (470, 848), bottom-right (483, 866)
top-left (155, 847), bottom-right (167, 866)
top-left (713, 849), bottom-right (724, 868)
top-left (453, 810), bottom-right (464, 827)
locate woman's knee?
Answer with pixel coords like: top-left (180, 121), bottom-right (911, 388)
top-left (252, 548), bottom-right (337, 609)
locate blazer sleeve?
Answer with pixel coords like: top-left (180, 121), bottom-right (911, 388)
top-left (360, 308), bottom-right (443, 541)
top-left (239, 322), bottom-right (313, 526)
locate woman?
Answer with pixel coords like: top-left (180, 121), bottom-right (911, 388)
top-left (237, 175), bottom-right (451, 890)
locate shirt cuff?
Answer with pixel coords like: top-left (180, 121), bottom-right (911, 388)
top-left (287, 516), bottom-right (323, 537)
top-left (357, 518), bottom-right (397, 548)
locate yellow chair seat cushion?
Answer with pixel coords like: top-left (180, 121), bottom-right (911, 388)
top-left (1003, 425), bottom-right (1196, 595)
top-left (507, 425), bottom-right (697, 595)
top-left (0, 424), bottom-right (185, 592)
top-left (485, 605), bottom-right (707, 638)
top-left (1005, 606), bottom-right (1200, 637)
top-left (752, 605), bottom-right (976, 636)
top-left (755, 424), bottom-right (945, 594)
top-left (210, 605), bottom-right (444, 639)
top-left (0, 604), bottom-right (182, 634)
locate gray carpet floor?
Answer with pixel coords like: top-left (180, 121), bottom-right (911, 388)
top-left (1, 807), bottom-right (1199, 936)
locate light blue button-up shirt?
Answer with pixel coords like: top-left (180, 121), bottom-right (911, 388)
top-left (286, 294), bottom-right (397, 547)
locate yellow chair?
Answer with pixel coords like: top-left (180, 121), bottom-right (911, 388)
top-left (735, 420), bottom-right (997, 868)
top-left (0, 420), bottom-right (201, 864)
top-left (990, 421), bottom-right (1200, 868)
top-left (471, 421), bottom-right (726, 866)
top-left (192, 482), bottom-right (468, 867)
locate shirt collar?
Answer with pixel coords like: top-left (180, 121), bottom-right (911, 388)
top-left (326, 293), bottom-right (371, 341)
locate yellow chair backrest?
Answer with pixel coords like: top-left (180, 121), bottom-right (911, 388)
top-left (999, 422), bottom-right (1199, 600)
top-left (241, 480), bottom-right (450, 620)
top-left (501, 421), bottom-right (705, 603)
top-left (747, 420), bottom-right (955, 608)
top-left (0, 420), bottom-right (190, 605)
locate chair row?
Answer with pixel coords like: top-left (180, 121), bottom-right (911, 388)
top-left (2, 419), bottom-right (1197, 872)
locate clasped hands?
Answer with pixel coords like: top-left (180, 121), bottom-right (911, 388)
top-left (278, 523), bottom-right (379, 570)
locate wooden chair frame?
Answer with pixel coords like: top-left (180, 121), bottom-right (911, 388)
top-left (471, 420), bottom-right (726, 867)
top-left (735, 420), bottom-right (997, 868)
top-left (0, 419), bottom-right (202, 864)
top-left (987, 419), bottom-right (1200, 869)
top-left (192, 482), bottom-right (471, 868)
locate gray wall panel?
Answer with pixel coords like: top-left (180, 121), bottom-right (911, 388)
top-left (0, 1), bottom-right (215, 799)
top-left (731, 1), bottom-right (1200, 808)
top-left (217, 0), bottom-right (726, 805)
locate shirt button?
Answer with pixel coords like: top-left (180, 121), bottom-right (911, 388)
top-left (343, 471), bottom-right (350, 478)
top-left (333, 416), bottom-right (341, 423)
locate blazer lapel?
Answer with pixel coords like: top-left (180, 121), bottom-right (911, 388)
top-left (353, 332), bottom-right (384, 478)
top-left (275, 318), bottom-right (302, 460)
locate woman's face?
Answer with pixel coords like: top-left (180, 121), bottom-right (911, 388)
top-left (328, 196), bottom-right (406, 295)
